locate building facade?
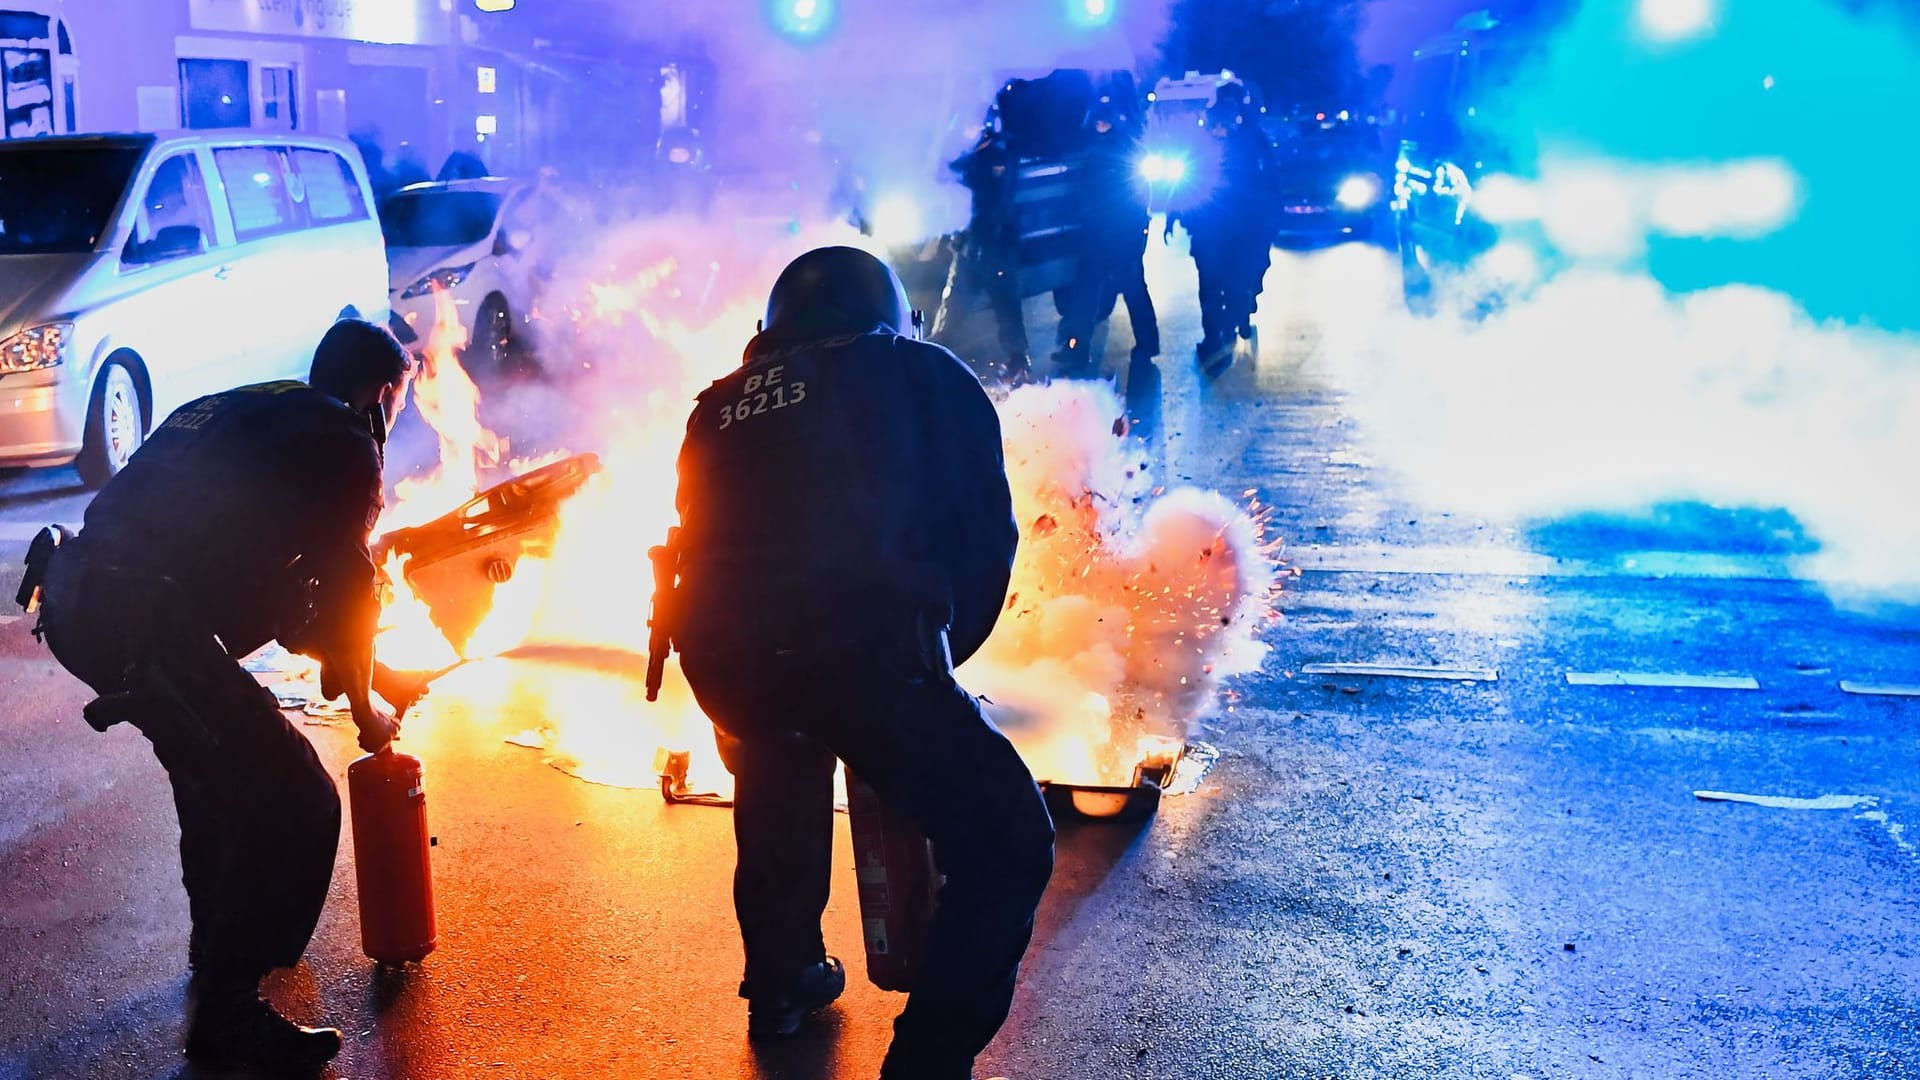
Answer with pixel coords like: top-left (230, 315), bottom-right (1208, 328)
top-left (0, 0), bottom-right (639, 184)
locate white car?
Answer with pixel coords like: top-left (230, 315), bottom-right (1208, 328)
top-left (0, 131), bottom-right (389, 486)
top-left (380, 178), bottom-right (542, 376)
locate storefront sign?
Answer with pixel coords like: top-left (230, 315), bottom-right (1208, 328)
top-left (188, 0), bottom-right (451, 46)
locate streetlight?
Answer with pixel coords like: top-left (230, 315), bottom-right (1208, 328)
top-left (474, 0), bottom-right (515, 12)
top-left (770, 0), bottom-right (834, 40)
top-left (1069, 0), bottom-right (1115, 29)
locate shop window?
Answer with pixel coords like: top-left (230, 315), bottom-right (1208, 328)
top-left (1, 45), bottom-right (50, 137)
top-left (290, 148), bottom-right (367, 224)
top-left (179, 58), bottom-right (250, 130)
top-left (213, 146), bottom-right (301, 240)
top-left (260, 64), bottom-right (297, 131)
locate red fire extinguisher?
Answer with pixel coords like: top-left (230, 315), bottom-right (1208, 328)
top-left (845, 769), bottom-right (939, 992)
top-left (348, 747), bottom-right (438, 964)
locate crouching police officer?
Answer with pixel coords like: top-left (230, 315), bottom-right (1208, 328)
top-left (28, 320), bottom-right (420, 1072)
top-left (662, 246), bottom-right (1055, 1080)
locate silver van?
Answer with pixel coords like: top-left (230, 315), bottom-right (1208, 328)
top-left (0, 131), bottom-right (389, 486)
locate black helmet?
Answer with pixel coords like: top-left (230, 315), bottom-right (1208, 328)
top-left (1086, 96), bottom-right (1129, 132)
top-left (763, 246), bottom-right (916, 340)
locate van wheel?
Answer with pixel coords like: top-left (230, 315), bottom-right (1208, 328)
top-left (77, 361), bottom-right (146, 489)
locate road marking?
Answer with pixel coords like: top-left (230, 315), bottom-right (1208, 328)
top-left (1567, 671), bottom-right (1760, 690)
top-left (1839, 681), bottom-right (1920, 698)
top-left (1288, 544), bottom-right (1798, 582)
top-left (1302, 662), bottom-right (1498, 682)
top-left (1694, 790), bottom-right (1875, 811)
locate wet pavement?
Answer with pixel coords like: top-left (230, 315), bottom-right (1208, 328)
top-left (3, 237), bottom-right (1918, 1079)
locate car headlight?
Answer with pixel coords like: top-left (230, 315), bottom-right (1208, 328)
top-left (400, 263), bottom-right (477, 299)
top-left (1139, 152), bottom-right (1189, 185)
top-left (1336, 174), bottom-right (1381, 210)
top-left (0, 322), bottom-right (74, 373)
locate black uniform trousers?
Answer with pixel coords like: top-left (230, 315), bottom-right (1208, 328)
top-left (39, 550), bottom-right (340, 989)
top-left (1189, 207), bottom-right (1272, 348)
top-left (683, 647), bottom-right (1055, 1080)
top-left (961, 240), bottom-right (1031, 364)
top-left (1060, 224), bottom-right (1161, 367)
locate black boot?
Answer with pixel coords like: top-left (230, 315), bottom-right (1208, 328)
top-left (746, 956), bottom-right (846, 1039)
top-left (185, 981), bottom-right (343, 1072)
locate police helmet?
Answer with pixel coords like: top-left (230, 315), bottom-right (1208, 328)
top-left (1087, 96), bottom-right (1129, 133)
top-left (763, 246), bottom-right (918, 341)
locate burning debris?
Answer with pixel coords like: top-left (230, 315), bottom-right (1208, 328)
top-left (369, 225), bottom-right (1279, 812)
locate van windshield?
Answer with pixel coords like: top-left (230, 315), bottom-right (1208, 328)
top-left (379, 191), bottom-right (503, 248)
top-left (0, 144), bottom-right (143, 255)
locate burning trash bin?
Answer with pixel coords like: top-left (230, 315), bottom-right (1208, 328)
top-left (375, 453), bottom-right (601, 655)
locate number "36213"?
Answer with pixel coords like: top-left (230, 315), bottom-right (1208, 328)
top-left (718, 363), bottom-right (808, 429)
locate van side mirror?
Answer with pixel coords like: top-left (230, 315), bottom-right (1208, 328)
top-left (127, 224), bottom-right (205, 265)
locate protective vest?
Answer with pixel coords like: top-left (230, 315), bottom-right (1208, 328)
top-left (674, 331), bottom-right (945, 653)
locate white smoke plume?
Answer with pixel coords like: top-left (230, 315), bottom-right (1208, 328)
top-left (964, 380), bottom-right (1277, 787)
top-left (1270, 243), bottom-right (1920, 605)
top-left (597, 0), bottom-right (1175, 233)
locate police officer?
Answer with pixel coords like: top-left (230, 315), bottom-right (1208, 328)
top-left (1186, 82), bottom-right (1274, 376)
top-left (666, 247), bottom-right (1055, 1080)
top-left (951, 128), bottom-right (1035, 384)
top-left (1056, 96), bottom-right (1162, 379)
top-left (31, 320), bottom-right (419, 1072)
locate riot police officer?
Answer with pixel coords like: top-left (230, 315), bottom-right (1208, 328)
top-left (664, 246), bottom-right (1055, 1080)
top-left (1186, 82), bottom-right (1274, 376)
top-left (1056, 96), bottom-right (1162, 378)
top-left (30, 320), bottom-right (419, 1072)
top-left (952, 128), bottom-right (1035, 383)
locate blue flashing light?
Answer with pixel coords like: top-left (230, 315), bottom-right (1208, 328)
top-left (1068, 0), bottom-right (1114, 29)
top-left (770, 0), bottom-right (833, 40)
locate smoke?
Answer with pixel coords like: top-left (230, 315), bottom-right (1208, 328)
top-left (596, 0), bottom-right (1174, 234)
top-left (962, 381), bottom-right (1276, 786)
top-left (1299, 0), bottom-right (1920, 604)
top-left (1464, 0), bottom-right (1920, 332)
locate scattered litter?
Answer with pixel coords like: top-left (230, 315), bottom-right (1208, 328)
top-left (271, 687), bottom-right (310, 710)
top-left (1302, 662), bottom-right (1498, 682)
top-left (1567, 671), bottom-right (1759, 690)
top-left (302, 699), bottom-right (351, 722)
top-left (1693, 790), bottom-right (1877, 811)
top-left (1839, 681), bottom-right (1920, 698)
top-left (1161, 741), bottom-right (1219, 797)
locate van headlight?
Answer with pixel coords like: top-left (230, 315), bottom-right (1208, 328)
top-left (400, 264), bottom-right (476, 299)
top-left (0, 323), bottom-right (74, 373)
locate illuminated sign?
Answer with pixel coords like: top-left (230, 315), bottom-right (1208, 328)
top-left (187, 0), bottom-right (452, 46)
top-left (477, 66), bottom-right (496, 93)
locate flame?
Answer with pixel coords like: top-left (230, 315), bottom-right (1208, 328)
top-left (384, 291), bottom-right (508, 532)
top-left (375, 215), bottom-right (1279, 797)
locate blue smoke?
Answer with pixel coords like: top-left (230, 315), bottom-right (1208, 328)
top-left (1494, 0), bottom-right (1920, 331)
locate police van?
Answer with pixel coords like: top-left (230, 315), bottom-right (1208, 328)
top-left (0, 130), bottom-right (389, 486)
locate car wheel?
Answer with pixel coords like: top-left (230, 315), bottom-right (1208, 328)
top-left (77, 360), bottom-right (145, 489)
top-left (473, 295), bottom-right (518, 379)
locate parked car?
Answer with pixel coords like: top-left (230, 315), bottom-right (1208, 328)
top-left (1268, 111), bottom-right (1394, 248)
top-left (0, 131), bottom-right (389, 486)
top-left (379, 177), bottom-right (543, 377)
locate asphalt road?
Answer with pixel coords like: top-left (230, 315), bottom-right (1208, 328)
top-left (2, 238), bottom-right (1917, 1079)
